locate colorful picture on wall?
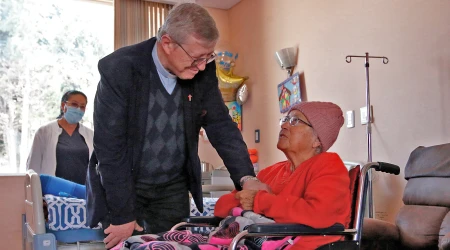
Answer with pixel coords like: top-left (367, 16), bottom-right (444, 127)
top-left (226, 101), bottom-right (242, 131)
top-left (277, 72), bottom-right (301, 113)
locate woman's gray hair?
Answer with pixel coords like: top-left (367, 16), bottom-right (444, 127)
top-left (157, 3), bottom-right (219, 44)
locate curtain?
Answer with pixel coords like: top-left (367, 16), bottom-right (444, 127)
top-left (148, 2), bottom-right (172, 38)
top-left (114, 0), bottom-right (172, 50)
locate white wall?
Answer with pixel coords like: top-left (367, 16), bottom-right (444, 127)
top-left (200, 0), bottom-right (450, 223)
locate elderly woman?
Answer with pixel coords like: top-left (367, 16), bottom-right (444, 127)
top-left (214, 101), bottom-right (351, 250)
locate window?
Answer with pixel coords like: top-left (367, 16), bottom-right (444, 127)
top-left (0, 0), bottom-right (113, 173)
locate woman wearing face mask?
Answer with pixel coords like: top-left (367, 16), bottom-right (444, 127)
top-left (27, 90), bottom-right (94, 185)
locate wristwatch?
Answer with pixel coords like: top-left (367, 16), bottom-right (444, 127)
top-left (240, 175), bottom-right (259, 188)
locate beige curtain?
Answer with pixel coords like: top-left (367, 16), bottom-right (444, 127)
top-left (148, 2), bottom-right (172, 38)
top-left (114, 0), bottom-right (172, 50)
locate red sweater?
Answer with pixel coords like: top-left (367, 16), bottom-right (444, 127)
top-left (214, 153), bottom-right (351, 250)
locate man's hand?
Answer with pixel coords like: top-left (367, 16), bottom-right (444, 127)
top-left (235, 190), bottom-right (259, 210)
top-left (242, 179), bottom-right (272, 193)
top-left (104, 220), bottom-right (143, 249)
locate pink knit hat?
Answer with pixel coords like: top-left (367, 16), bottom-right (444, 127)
top-left (289, 101), bottom-right (344, 152)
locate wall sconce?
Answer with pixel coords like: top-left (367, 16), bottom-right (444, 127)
top-left (275, 47), bottom-right (297, 77)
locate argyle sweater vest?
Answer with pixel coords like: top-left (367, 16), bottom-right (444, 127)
top-left (137, 81), bottom-right (186, 187)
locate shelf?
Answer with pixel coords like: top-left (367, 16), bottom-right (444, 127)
top-left (202, 185), bottom-right (234, 192)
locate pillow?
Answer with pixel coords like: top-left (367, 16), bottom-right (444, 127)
top-left (190, 197), bottom-right (218, 216)
top-left (189, 198), bottom-right (219, 235)
top-left (40, 174), bottom-right (86, 199)
top-left (44, 194), bottom-right (101, 231)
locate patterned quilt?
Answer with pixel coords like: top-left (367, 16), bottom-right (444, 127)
top-left (111, 208), bottom-right (296, 250)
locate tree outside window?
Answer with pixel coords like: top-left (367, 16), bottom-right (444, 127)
top-left (0, 0), bottom-right (113, 173)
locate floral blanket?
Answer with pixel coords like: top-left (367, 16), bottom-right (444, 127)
top-left (112, 208), bottom-right (296, 250)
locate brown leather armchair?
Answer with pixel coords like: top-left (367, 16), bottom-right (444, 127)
top-left (362, 143), bottom-right (450, 250)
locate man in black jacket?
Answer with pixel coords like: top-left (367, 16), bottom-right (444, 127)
top-left (87, 3), bottom-right (269, 248)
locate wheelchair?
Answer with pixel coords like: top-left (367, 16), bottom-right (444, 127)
top-left (171, 162), bottom-right (400, 250)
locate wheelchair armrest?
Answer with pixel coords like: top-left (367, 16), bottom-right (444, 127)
top-left (183, 216), bottom-right (223, 226)
top-left (246, 223), bottom-right (345, 235)
top-left (171, 216), bottom-right (223, 231)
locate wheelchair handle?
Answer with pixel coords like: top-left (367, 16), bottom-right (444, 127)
top-left (375, 162), bottom-right (400, 175)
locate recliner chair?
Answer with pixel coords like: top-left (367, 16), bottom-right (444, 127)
top-left (362, 143), bottom-right (450, 250)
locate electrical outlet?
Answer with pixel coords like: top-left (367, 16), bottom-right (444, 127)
top-left (346, 110), bottom-right (355, 128)
top-left (360, 106), bottom-right (374, 124)
top-left (360, 107), bottom-right (368, 124)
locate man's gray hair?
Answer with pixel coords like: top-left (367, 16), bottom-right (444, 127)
top-left (157, 3), bottom-right (219, 44)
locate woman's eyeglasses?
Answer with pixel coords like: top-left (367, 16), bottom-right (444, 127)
top-left (279, 115), bottom-right (312, 127)
top-left (66, 101), bottom-right (86, 111)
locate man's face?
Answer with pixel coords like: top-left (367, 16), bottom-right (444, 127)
top-left (166, 35), bottom-right (216, 79)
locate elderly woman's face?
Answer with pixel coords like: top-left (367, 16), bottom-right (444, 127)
top-left (277, 110), bottom-right (319, 154)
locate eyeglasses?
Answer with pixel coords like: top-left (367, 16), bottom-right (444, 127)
top-left (280, 115), bottom-right (312, 127)
top-left (66, 101), bottom-right (86, 111)
top-left (174, 41), bottom-right (216, 68)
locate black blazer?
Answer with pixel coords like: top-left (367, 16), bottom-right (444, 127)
top-left (87, 38), bottom-right (254, 227)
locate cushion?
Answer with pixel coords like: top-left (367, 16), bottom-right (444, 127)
top-left (405, 143), bottom-right (450, 180)
top-left (396, 205), bottom-right (449, 248)
top-left (44, 194), bottom-right (101, 231)
top-left (189, 197), bottom-right (219, 235)
top-left (190, 198), bottom-right (218, 216)
top-left (362, 218), bottom-right (399, 241)
top-left (40, 174), bottom-right (86, 199)
top-left (403, 177), bottom-right (450, 206)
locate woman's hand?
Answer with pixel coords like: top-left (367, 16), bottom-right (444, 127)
top-left (235, 190), bottom-right (259, 210)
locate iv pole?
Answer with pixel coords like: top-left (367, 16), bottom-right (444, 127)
top-left (345, 53), bottom-right (389, 218)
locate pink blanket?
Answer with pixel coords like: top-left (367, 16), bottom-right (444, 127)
top-left (112, 208), bottom-right (296, 250)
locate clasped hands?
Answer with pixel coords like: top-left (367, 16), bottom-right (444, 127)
top-left (236, 179), bottom-right (271, 210)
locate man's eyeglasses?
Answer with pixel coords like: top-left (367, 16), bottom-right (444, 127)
top-left (66, 102), bottom-right (86, 111)
top-left (175, 41), bottom-right (216, 68)
top-left (280, 115), bottom-right (312, 127)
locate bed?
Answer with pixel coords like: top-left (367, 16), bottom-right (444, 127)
top-left (23, 170), bottom-right (106, 250)
top-left (23, 170), bottom-right (221, 250)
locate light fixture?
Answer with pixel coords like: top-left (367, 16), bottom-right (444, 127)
top-left (275, 47), bottom-right (297, 77)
